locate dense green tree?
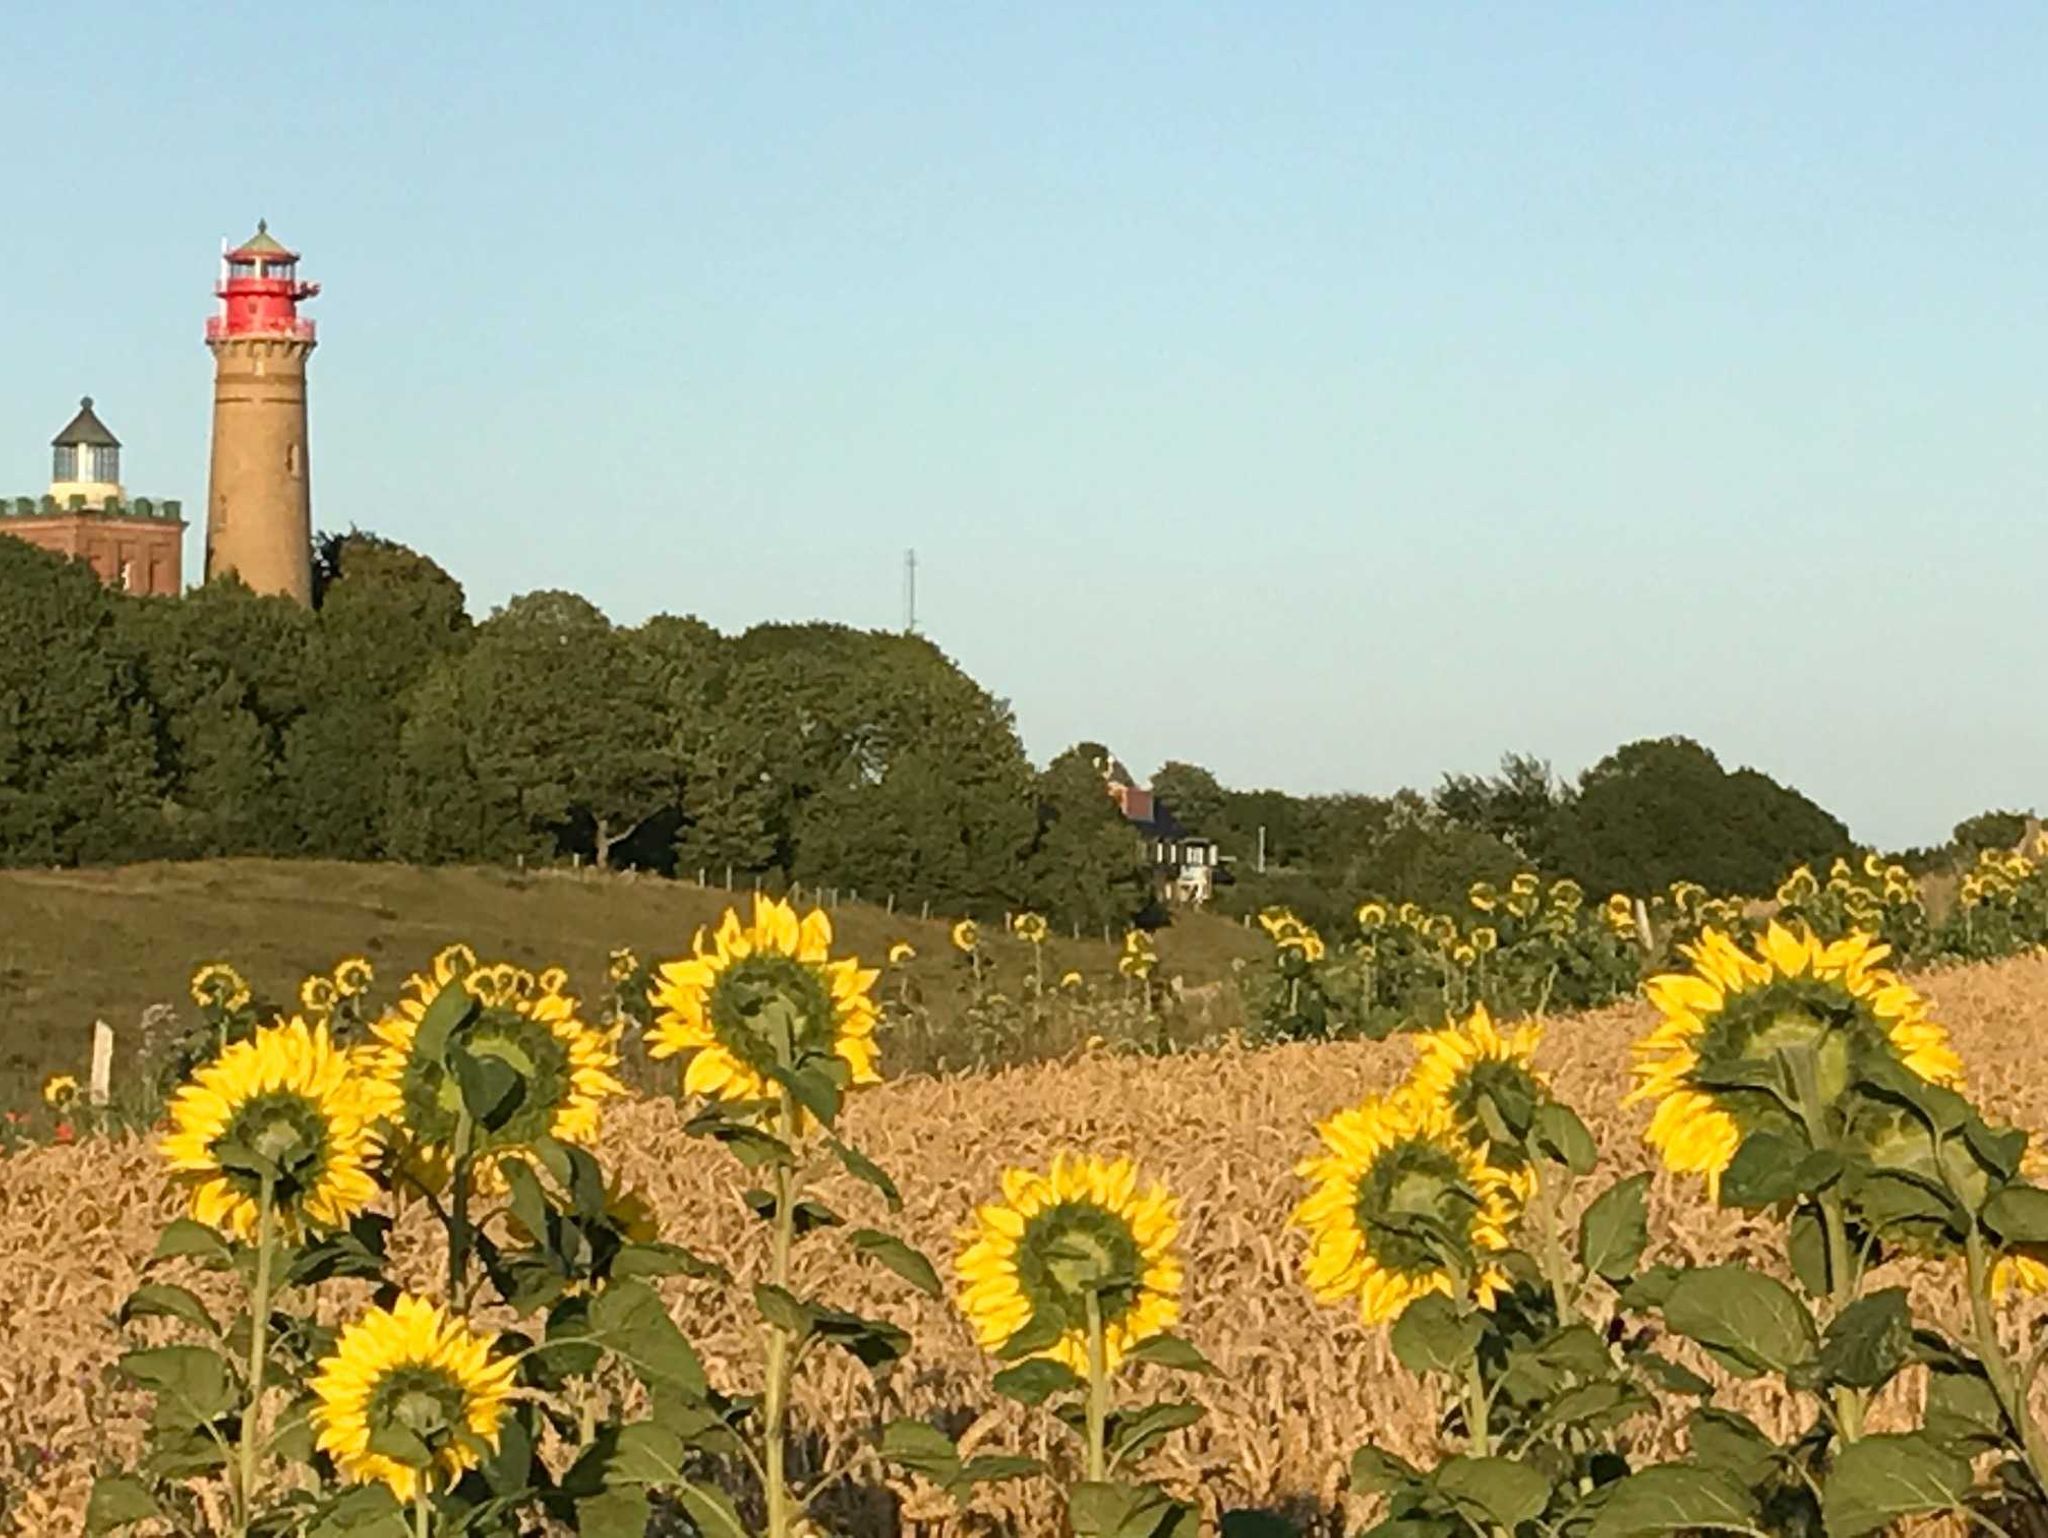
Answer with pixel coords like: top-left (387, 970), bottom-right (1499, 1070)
top-left (1024, 744), bottom-right (1152, 930)
top-left (119, 579), bottom-right (312, 856)
top-left (286, 534), bottom-right (470, 858)
top-left (1547, 736), bottom-right (1849, 896)
top-left (1952, 808), bottom-right (2032, 856)
top-left (781, 630), bottom-right (1037, 911)
top-left (0, 540), bottom-right (166, 863)
top-left (1434, 751), bottom-right (1567, 865)
top-left (1149, 761), bottom-right (1229, 838)
top-left (388, 591), bottom-right (682, 869)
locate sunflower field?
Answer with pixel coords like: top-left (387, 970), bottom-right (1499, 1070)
top-left (1240, 838), bottom-right (2048, 1046)
top-left (10, 882), bottom-right (2048, 1536)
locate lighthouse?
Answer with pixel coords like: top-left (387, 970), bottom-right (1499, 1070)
top-left (204, 221), bottom-right (319, 603)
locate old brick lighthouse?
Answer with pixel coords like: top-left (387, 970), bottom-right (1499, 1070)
top-left (205, 221), bottom-right (319, 603)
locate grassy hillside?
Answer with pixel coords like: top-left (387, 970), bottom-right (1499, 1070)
top-left (0, 859), bottom-right (1264, 1105)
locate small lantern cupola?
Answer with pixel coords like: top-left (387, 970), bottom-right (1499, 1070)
top-left (49, 396), bottom-right (122, 507)
top-left (213, 219), bottom-right (320, 340)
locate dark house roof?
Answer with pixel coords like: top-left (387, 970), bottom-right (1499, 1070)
top-left (52, 397), bottom-right (119, 449)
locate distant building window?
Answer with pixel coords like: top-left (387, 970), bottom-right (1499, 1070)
top-left (90, 445), bottom-right (119, 483)
top-left (287, 442), bottom-right (303, 478)
top-left (52, 445), bottom-right (78, 481)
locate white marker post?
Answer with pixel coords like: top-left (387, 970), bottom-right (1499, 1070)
top-left (90, 1021), bottom-right (115, 1108)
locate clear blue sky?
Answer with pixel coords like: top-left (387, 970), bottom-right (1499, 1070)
top-left (9, 4), bottom-right (2046, 850)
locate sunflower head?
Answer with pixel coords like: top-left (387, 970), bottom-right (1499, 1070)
top-left (649, 897), bottom-right (880, 1122)
top-left (1631, 923), bottom-right (1964, 1201)
top-left (1508, 872), bottom-right (1540, 899)
top-left (300, 974), bottom-right (340, 1018)
top-left (952, 919), bottom-right (981, 955)
top-left (1013, 912), bottom-right (1050, 946)
top-left (1060, 970), bottom-right (1084, 991)
top-left (1411, 1005), bottom-right (1548, 1175)
top-left (42, 1073), bottom-right (79, 1110)
top-left (364, 952), bottom-right (625, 1194)
top-left (160, 1018), bottom-right (380, 1241)
top-left (1603, 893), bottom-right (1636, 936)
top-left (956, 1152), bottom-right (1182, 1376)
top-left (190, 962), bottom-right (252, 1013)
top-left (1294, 1090), bottom-right (1522, 1325)
top-left (333, 957), bottom-right (375, 999)
top-left (606, 947), bottom-right (640, 985)
top-left (1467, 882), bottom-right (1498, 914)
top-left (310, 1295), bottom-right (518, 1502)
top-left (1356, 901), bottom-right (1389, 933)
top-left (888, 940), bottom-right (917, 965)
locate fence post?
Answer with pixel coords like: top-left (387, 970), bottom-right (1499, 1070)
top-left (90, 1021), bottom-right (114, 1108)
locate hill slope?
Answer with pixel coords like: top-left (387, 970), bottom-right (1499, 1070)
top-left (0, 859), bottom-right (1262, 1102)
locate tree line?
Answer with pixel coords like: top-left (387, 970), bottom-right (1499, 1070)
top-left (5, 530), bottom-right (2024, 936)
top-left (0, 535), bottom-right (1152, 928)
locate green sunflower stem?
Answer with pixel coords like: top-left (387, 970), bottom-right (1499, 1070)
top-left (1455, 1271), bottom-right (1491, 1457)
top-left (236, 1175), bottom-right (278, 1537)
top-left (1785, 1045), bottom-right (1867, 1443)
top-left (1084, 1290), bottom-right (1110, 1483)
top-left (412, 1489), bottom-right (432, 1538)
top-left (763, 1094), bottom-right (800, 1538)
top-left (448, 1111), bottom-right (477, 1315)
top-left (1965, 1227), bottom-right (2048, 1496)
top-left (1530, 1162), bottom-right (1575, 1321)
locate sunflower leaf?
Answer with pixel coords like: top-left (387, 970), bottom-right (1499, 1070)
top-left (613, 1241), bottom-right (732, 1285)
top-left (1126, 1334), bottom-right (1217, 1375)
top-left (286, 1214), bottom-right (391, 1288)
top-left (1070, 1480), bottom-right (1200, 1538)
top-left (501, 1158), bottom-right (555, 1250)
top-left (847, 1228), bottom-right (943, 1297)
top-left (411, 979), bottom-right (476, 1064)
top-left (1107, 1401), bottom-right (1204, 1469)
top-left (752, 1283), bottom-right (817, 1342)
top-left (1531, 1102), bottom-right (1599, 1176)
top-left (1815, 1288), bottom-right (1913, 1391)
top-left (998, 1309), bottom-right (1071, 1362)
top-left (119, 1281), bottom-right (219, 1336)
top-left (592, 1280), bottom-right (709, 1398)
top-left (117, 1345), bottom-right (234, 1429)
top-left (1585, 1463), bottom-right (1760, 1538)
top-left (150, 1219), bottom-right (231, 1267)
top-left (1433, 1455), bottom-right (1552, 1530)
top-left (809, 1304), bottom-right (911, 1369)
top-left (1389, 1294), bottom-right (1483, 1377)
top-left (85, 1475), bottom-right (160, 1535)
top-left (1981, 1184), bottom-right (2048, 1246)
top-left (993, 1358), bottom-right (1083, 1405)
top-left (1578, 1173), bottom-right (1651, 1283)
top-left (366, 1424), bottom-right (433, 1468)
top-left (1821, 1433), bottom-right (1974, 1538)
top-left (1348, 1445), bottom-right (1422, 1495)
top-left (828, 1138), bottom-right (903, 1211)
top-left (1660, 1266), bottom-right (1817, 1378)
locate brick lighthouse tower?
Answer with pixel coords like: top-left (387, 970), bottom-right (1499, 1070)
top-left (204, 221), bottom-right (319, 603)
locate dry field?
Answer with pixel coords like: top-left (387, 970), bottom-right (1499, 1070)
top-left (6, 952), bottom-right (2048, 1534)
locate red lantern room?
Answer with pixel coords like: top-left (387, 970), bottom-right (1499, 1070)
top-left (206, 220), bottom-right (319, 343)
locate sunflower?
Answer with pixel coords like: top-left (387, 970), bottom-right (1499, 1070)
top-left (1410, 1005), bottom-right (1547, 1179)
top-left (310, 1295), bottom-right (517, 1502)
top-left (648, 897), bottom-right (881, 1115)
top-left (1356, 901), bottom-right (1388, 933)
top-left (1629, 923), bottom-right (1964, 1201)
top-left (1467, 882), bottom-right (1498, 914)
top-left (190, 962), bottom-right (251, 1012)
top-left (952, 919), bottom-right (981, 954)
top-left (1013, 912), bottom-right (1050, 946)
top-left (1508, 872), bottom-right (1540, 899)
top-left (300, 974), bottom-right (340, 1017)
top-left (362, 946), bottom-right (626, 1193)
top-left (956, 1152), bottom-right (1182, 1375)
top-left (888, 941), bottom-right (917, 964)
top-left (42, 1073), bottom-right (79, 1110)
top-left (1294, 1090), bottom-right (1521, 1325)
top-left (1060, 970), bottom-right (1085, 990)
top-left (606, 947), bottom-right (640, 984)
top-left (160, 1018), bottom-right (379, 1242)
top-left (333, 957), bottom-right (375, 999)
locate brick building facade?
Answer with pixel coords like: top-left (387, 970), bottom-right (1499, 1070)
top-left (2, 397), bottom-right (184, 596)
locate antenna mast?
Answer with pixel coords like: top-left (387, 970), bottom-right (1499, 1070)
top-left (903, 548), bottom-right (919, 634)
